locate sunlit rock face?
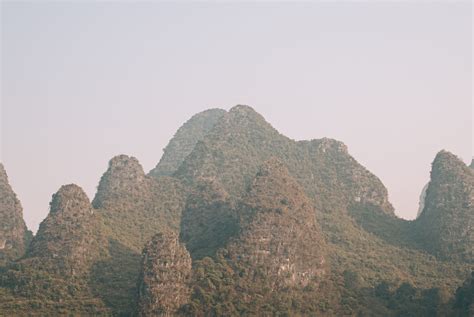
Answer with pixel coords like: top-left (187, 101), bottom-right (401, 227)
top-left (417, 183), bottom-right (429, 218)
top-left (0, 163), bottom-right (30, 261)
top-left (226, 158), bottom-right (328, 291)
top-left (136, 232), bottom-right (192, 316)
top-left (415, 151), bottom-right (474, 262)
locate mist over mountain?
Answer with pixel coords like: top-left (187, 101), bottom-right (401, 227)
top-left (0, 106), bottom-right (472, 316)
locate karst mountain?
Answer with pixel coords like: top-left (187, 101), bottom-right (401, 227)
top-left (0, 105), bottom-right (472, 316)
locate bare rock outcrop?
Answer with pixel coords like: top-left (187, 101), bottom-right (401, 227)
top-left (0, 163), bottom-right (30, 261)
top-left (136, 232), bottom-right (192, 316)
top-left (226, 158), bottom-right (328, 290)
top-left (27, 184), bottom-right (103, 275)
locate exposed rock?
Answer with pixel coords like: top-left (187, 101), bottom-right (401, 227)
top-left (93, 155), bottom-right (147, 210)
top-left (470, 158), bottom-right (474, 169)
top-left (187, 159), bottom-right (329, 315)
top-left (149, 108), bottom-right (226, 178)
top-left (0, 163), bottom-right (30, 261)
top-left (227, 158), bottom-right (327, 290)
top-left (136, 232), bottom-right (192, 316)
top-left (175, 105), bottom-right (394, 216)
top-left (27, 184), bottom-right (103, 275)
top-left (416, 183), bottom-right (429, 218)
top-left (415, 151), bottom-right (474, 262)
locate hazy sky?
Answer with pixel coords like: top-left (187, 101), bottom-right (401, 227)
top-left (1, 1), bottom-right (472, 232)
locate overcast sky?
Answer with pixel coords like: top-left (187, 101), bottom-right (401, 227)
top-left (1, 1), bottom-right (472, 232)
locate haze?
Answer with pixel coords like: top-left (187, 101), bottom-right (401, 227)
top-left (1, 2), bottom-right (472, 232)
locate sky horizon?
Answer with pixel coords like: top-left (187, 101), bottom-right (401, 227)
top-left (1, 2), bottom-right (472, 232)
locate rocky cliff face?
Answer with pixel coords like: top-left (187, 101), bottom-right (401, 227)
top-left (136, 232), bottom-right (192, 316)
top-left (470, 159), bottom-right (474, 169)
top-left (0, 163), bottom-right (30, 261)
top-left (415, 151), bottom-right (474, 262)
top-left (149, 108), bottom-right (226, 178)
top-left (187, 159), bottom-right (330, 315)
top-left (27, 184), bottom-right (103, 275)
top-left (227, 158), bottom-right (327, 291)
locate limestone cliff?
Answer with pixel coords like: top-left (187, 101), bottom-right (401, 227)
top-left (27, 184), bottom-right (104, 275)
top-left (0, 163), bottom-right (30, 261)
top-left (136, 232), bottom-right (192, 316)
top-left (415, 151), bottom-right (474, 262)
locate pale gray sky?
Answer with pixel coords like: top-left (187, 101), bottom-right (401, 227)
top-left (1, 1), bottom-right (472, 232)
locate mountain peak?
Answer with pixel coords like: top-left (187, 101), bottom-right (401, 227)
top-left (93, 155), bottom-right (146, 209)
top-left (229, 104), bottom-right (257, 114)
top-left (0, 163), bottom-right (7, 181)
top-left (0, 162), bottom-right (29, 260)
top-left (27, 183), bottom-right (100, 267)
top-left (415, 150), bottom-right (474, 261)
top-left (108, 154), bottom-right (144, 175)
top-left (149, 109), bottom-right (226, 178)
top-left (224, 158), bottom-right (327, 294)
top-left (50, 184), bottom-right (91, 215)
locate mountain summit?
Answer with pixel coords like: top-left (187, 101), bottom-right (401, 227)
top-left (0, 163), bottom-right (30, 261)
top-left (415, 150), bottom-right (474, 262)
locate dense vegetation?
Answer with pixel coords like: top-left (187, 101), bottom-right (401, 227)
top-left (0, 105), bottom-right (472, 316)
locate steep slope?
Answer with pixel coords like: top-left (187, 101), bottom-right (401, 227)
top-left (176, 105), bottom-right (393, 216)
top-left (187, 159), bottom-right (331, 316)
top-left (470, 159), bottom-right (474, 169)
top-left (136, 232), bottom-right (192, 316)
top-left (0, 184), bottom-right (108, 315)
top-left (93, 155), bottom-right (186, 251)
top-left (414, 151), bottom-right (473, 262)
top-left (0, 163), bottom-right (30, 262)
top-left (173, 106), bottom-right (470, 315)
top-left (90, 155), bottom-right (187, 315)
top-left (27, 185), bottom-right (104, 273)
top-left (227, 158), bottom-right (328, 289)
top-left (149, 108), bottom-right (226, 178)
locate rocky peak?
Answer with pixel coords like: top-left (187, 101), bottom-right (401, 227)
top-left (92, 155), bottom-right (146, 209)
top-left (470, 158), bottom-right (473, 169)
top-left (0, 163), bottom-right (29, 260)
top-left (149, 109), bottom-right (226, 178)
top-left (415, 150), bottom-right (473, 262)
top-left (431, 150), bottom-right (468, 180)
top-left (313, 137), bottom-right (348, 154)
top-left (136, 231), bottom-right (192, 316)
top-left (50, 184), bottom-right (93, 215)
top-left (226, 158), bottom-right (327, 291)
top-left (27, 184), bottom-right (101, 273)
